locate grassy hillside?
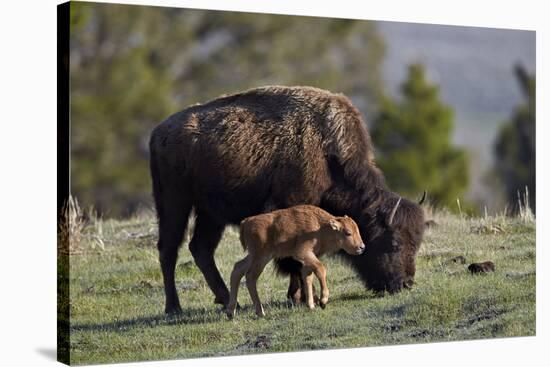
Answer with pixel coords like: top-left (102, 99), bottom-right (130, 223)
top-left (376, 22), bottom-right (536, 209)
top-left (65, 208), bottom-right (535, 365)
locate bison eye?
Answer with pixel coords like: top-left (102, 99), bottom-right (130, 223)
top-left (344, 229), bottom-right (352, 236)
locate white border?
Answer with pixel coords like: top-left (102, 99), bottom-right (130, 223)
top-left (0, 1), bottom-right (546, 366)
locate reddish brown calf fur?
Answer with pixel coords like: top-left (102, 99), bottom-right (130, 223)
top-left (227, 205), bottom-right (365, 317)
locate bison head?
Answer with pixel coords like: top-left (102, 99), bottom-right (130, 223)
top-left (347, 194), bottom-right (425, 293)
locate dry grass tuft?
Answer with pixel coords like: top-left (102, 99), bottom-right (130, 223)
top-left (517, 186), bottom-right (535, 224)
top-left (470, 222), bottom-right (505, 235)
top-left (58, 195), bottom-right (86, 254)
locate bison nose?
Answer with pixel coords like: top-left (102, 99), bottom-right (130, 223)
top-left (357, 244), bottom-right (366, 254)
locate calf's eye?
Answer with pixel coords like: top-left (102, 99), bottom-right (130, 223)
top-left (344, 230), bottom-right (352, 236)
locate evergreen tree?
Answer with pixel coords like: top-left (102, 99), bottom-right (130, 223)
top-left (371, 64), bottom-right (469, 209)
top-left (69, 2), bottom-right (386, 216)
top-left (494, 65), bottom-right (536, 213)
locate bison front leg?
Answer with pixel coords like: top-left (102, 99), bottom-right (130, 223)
top-left (287, 273), bottom-right (302, 304)
top-left (189, 214), bottom-right (230, 307)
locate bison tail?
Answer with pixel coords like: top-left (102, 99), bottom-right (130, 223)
top-left (149, 137), bottom-right (163, 221)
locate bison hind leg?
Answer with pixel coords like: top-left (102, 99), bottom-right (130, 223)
top-left (274, 257), bottom-right (319, 305)
top-left (188, 213), bottom-right (229, 306)
top-left (157, 199), bottom-right (193, 314)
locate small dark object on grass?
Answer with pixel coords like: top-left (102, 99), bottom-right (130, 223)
top-left (237, 335), bottom-right (271, 350)
top-left (468, 261), bottom-right (495, 274)
top-left (254, 335), bottom-right (270, 349)
top-left (451, 255), bottom-right (467, 264)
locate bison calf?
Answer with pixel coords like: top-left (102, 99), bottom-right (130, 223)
top-left (227, 205), bottom-right (365, 317)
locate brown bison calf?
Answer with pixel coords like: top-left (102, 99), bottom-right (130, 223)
top-left (227, 205), bottom-right (365, 318)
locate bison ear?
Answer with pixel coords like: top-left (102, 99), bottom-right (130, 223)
top-left (329, 219), bottom-right (341, 231)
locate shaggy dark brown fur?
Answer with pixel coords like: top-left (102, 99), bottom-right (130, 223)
top-left (149, 86), bottom-right (425, 313)
top-left (468, 261), bottom-right (495, 274)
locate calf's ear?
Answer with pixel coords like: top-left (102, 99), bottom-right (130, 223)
top-left (329, 219), bottom-right (341, 231)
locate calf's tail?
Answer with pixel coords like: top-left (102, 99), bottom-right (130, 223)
top-left (238, 220), bottom-right (248, 251)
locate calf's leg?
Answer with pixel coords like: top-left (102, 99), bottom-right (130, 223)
top-left (245, 258), bottom-right (269, 317)
top-left (227, 255), bottom-right (251, 318)
top-left (301, 254), bottom-right (328, 309)
top-left (313, 262), bottom-right (329, 308)
top-left (301, 269), bottom-right (316, 309)
top-left (286, 266), bottom-right (319, 305)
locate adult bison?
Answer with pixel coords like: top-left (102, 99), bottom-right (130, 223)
top-left (149, 86), bottom-right (425, 314)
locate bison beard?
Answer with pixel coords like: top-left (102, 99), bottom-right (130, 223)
top-left (149, 86), bottom-right (425, 314)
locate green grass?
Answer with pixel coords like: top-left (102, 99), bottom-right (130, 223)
top-left (67, 210), bottom-right (535, 365)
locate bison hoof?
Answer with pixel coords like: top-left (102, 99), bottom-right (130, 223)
top-left (165, 305), bottom-right (182, 315)
top-left (224, 302), bottom-right (241, 311)
top-left (288, 291), bottom-right (302, 305)
top-left (319, 302), bottom-right (327, 309)
top-left (214, 295), bottom-right (228, 305)
top-left (226, 301), bottom-right (237, 315)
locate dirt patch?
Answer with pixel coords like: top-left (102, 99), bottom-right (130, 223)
top-left (236, 335), bottom-right (271, 351)
top-left (384, 322), bottom-right (402, 332)
top-left (457, 308), bottom-right (506, 328)
top-left (505, 271), bottom-right (535, 279)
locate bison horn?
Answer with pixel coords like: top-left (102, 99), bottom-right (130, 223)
top-left (418, 191), bottom-right (427, 205)
top-left (388, 197), bottom-right (402, 226)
